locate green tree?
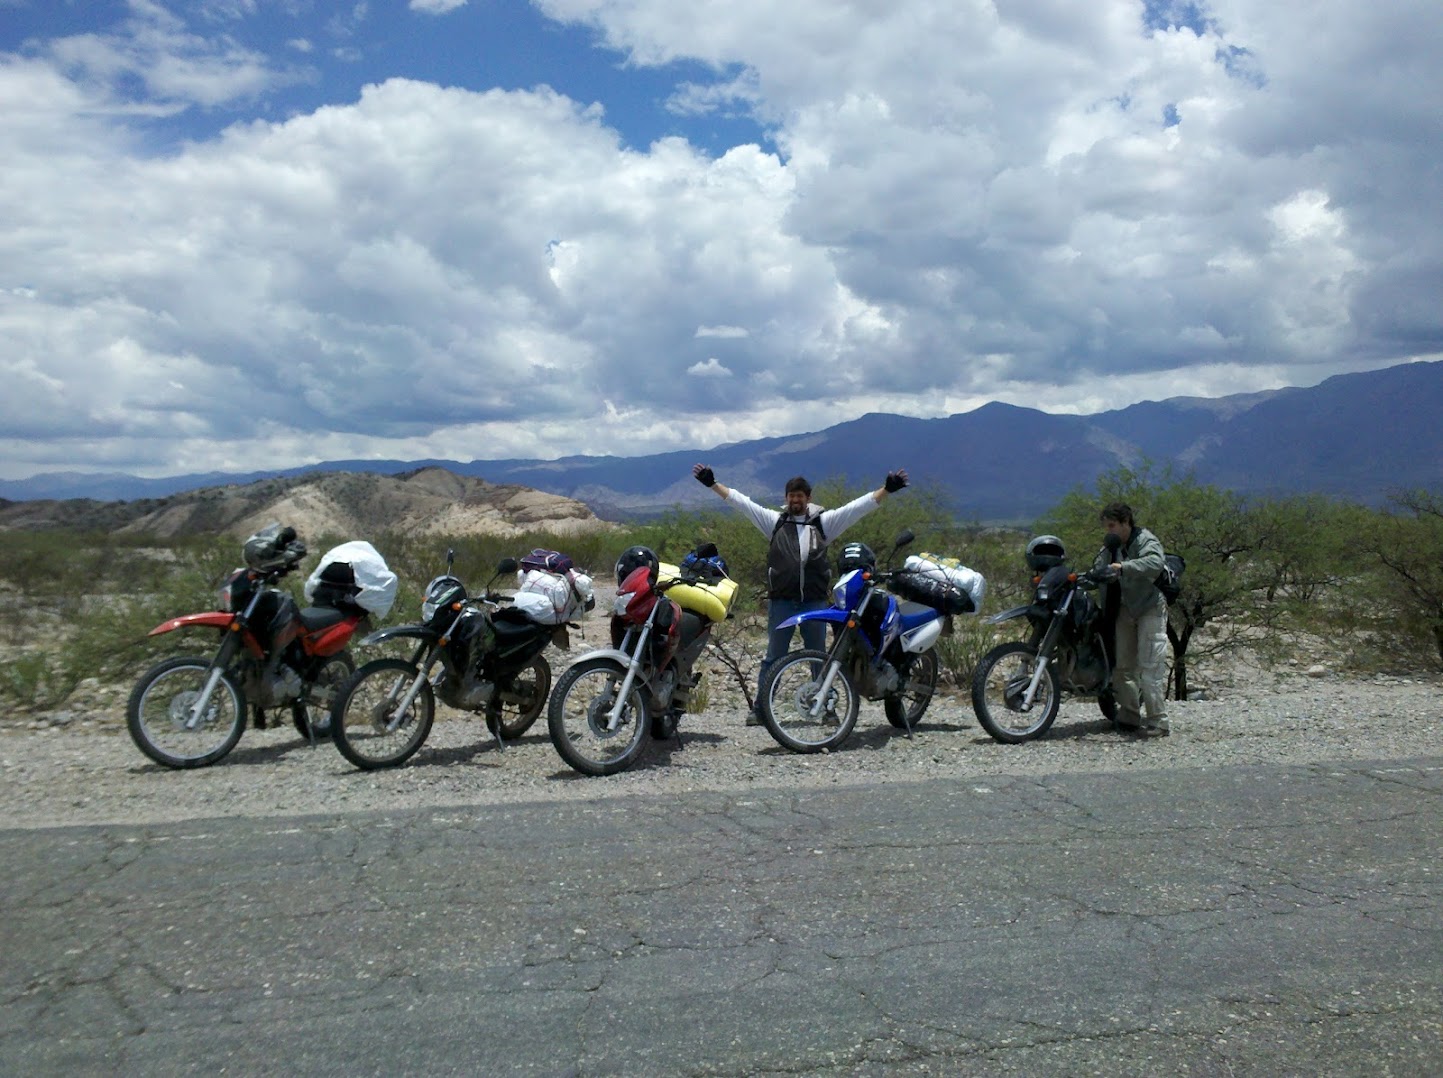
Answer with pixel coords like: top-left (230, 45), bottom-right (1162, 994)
top-left (1364, 489), bottom-right (1443, 666)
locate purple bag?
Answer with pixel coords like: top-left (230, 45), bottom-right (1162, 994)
top-left (519, 548), bottom-right (574, 575)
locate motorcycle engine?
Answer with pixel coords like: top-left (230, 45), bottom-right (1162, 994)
top-left (872, 660), bottom-right (900, 696)
top-left (265, 663), bottom-right (303, 705)
top-left (1060, 645), bottom-right (1108, 694)
top-left (649, 666), bottom-right (678, 710)
top-left (435, 669), bottom-right (496, 711)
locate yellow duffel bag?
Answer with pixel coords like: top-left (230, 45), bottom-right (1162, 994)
top-left (658, 562), bottom-right (738, 623)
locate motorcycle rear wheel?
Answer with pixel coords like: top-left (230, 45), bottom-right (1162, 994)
top-left (971, 642), bottom-right (1060, 743)
top-left (331, 658), bottom-right (435, 770)
top-left (290, 651), bottom-right (355, 741)
top-left (884, 648), bottom-right (939, 729)
top-left (547, 657), bottom-right (650, 776)
top-left (127, 656), bottom-right (246, 769)
top-left (761, 649), bottom-right (860, 753)
top-left (494, 654), bottom-right (552, 740)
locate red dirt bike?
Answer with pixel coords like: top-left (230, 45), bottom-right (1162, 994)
top-left (126, 525), bottom-right (368, 769)
top-left (546, 545), bottom-right (734, 776)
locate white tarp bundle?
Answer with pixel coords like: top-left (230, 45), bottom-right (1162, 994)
top-left (514, 568), bottom-right (594, 625)
top-left (902, 553), bottom-right (987, 611)
top-left (304, 540), bottom-right (399, 618)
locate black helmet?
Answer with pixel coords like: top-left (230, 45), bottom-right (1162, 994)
top-left (243, 523), bottom-right (305, 571)
top-left (420, 574), bottom-right (466, 622)
top-left (615, 545), bottom-right (659, 585)
top-left (837, 541), bottom-right (876, 574)
top-left (1025, 534), bottom-right (1066, 571)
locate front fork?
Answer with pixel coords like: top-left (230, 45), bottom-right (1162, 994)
top-left (1019, 617), bottom-right (1063, 710)
top-left (184, 631), bottom-right (242, 730)
top-left (604, 622), bottom-right (653, 728)
top-left (799, 626), bottom-right (855, 719)
top-left (377, 642), bottom-right (440, 732)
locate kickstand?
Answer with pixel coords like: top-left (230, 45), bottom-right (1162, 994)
top-left (485, 709), bottom-right (504, 751)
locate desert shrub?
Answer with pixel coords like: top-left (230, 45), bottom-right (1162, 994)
top-left (1360, 490), bottom-right (1443, 667)
top-left (0, 530), bottom-right (239, 708)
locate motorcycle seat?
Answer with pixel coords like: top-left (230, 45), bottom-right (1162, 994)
top-left (298, 605), bottom-right (358, 631)
top-left (492, 605), bottom-right (551, 640)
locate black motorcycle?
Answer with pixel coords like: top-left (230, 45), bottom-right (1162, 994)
top-left (970, 535), bottom-right (1117, 743)
top-left (330, 553), bottom-right (561, 769)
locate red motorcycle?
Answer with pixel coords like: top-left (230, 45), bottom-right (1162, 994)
top-left (546, 544), bottom-right (735, 776)
top-left (126, 525), bottom-right (373, 769)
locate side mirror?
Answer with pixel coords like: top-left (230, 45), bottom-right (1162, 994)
top-left (496, 557), bottom-right (519, 575)
top-left (893, 529), bottom-right (915, 549)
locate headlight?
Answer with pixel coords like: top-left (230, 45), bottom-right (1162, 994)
top-left (614, 588), bottom-right (638, 616)
top-left (831, 574), bottom-right (851, 607)
top-left (217, 569), bottom-right (250, 613)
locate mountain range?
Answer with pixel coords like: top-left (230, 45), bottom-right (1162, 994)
top-left (4, 360), bottom-right (1440, 524)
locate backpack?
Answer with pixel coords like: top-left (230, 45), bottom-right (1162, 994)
top-left (519, 548), bottom-right (574, 575)
top-left (1155, 553), bottom-right (1186, 605)
top-left (681, 542), bottom-right (729, 582)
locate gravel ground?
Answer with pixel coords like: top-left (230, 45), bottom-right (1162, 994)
top-left (2, 639), bottom-right (1439, 830)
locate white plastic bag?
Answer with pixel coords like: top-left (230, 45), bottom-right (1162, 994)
top-left (304, 541), bottom-right (399, 619)
top-left (515, 568), bottom-right (594, 624)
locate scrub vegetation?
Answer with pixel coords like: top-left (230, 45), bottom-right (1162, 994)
top-left (2, 470), bottom-right (1440, 712)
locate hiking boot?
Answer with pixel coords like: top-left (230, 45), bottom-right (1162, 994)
top-left (1136, 720), bottom-right (1171, 738)
top-left (745, 709), bottom-right (764, 727)
top-left (1114, 707), bottom-right (1143, 731)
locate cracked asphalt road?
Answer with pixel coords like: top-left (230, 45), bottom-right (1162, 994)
top-left (2, 754), bottom-right (1441, 1075)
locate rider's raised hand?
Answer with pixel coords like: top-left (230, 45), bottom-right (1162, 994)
top-left (693, 463), bottom-right (716, 487)
top-left (884, 469), bottom-right (909, 493)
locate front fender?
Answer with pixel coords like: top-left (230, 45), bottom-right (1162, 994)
top-left (981, 603), bottom-right (1038, 629)
top-left (984, 604), bottom-right (1031, 625)
top-left (566, 648), bottom-right (657, 692)
top-left (356, 623), bottom-right (437, 647)
top-left (568, 647), bottom-right (644, 675)
top-left (147, 611), bottom-right (232, 636)
top-left (776, 608), bottom-right (850, 630)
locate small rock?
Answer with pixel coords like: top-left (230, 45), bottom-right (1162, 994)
top-left (1305, 664), bottom-right (1329, 678)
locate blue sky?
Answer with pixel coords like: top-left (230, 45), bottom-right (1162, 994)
top-left (1, 0), bottom-right (1440, 481)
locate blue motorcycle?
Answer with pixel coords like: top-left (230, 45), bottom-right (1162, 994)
top-left (758, 530), bottom-right (977, 753)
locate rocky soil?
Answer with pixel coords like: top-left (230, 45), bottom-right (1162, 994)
top-left (3, 631), bottom-right (1439, 830)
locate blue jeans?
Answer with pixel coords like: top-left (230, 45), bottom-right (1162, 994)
top-left (755, 598), bottom-right (830, 705)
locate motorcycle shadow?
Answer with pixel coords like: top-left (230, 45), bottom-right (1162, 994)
top-left (543, 728), bottom-right (730, 781)
top-left (751, 716), bottom-right (961, 756)
top-left (960, 715), bottom-right (1121, 745)
top-left (127, 736), bottom-right (323, 773)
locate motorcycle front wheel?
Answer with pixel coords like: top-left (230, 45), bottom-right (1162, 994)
top-left (761, 649), bottom-right (860, 753)
top-left (290, 651), bottom-right (356, 741)
top-left (547, 657), bottom-right (650, 776)
top-left (126, 656), bottom-right (246, 769)
top-left (971, 642), bottom-right (1060, 743)
top-left (331, 658), bottom-right (435, 770)
top-left (1096, 687), bottom-right (1118, 722)
top-left (884, 648), bottom-right (940, 729)
top-left (494, 654), bottom-right (552, 740)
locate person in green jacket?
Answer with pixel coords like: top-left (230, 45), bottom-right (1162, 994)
top-left (1094, 502), bottom-right (1170, 737)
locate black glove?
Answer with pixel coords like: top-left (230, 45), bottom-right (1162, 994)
top-left (884, 470), bottom-right (908, 493)
top-left (694, 465), bottom-right (716, 487)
